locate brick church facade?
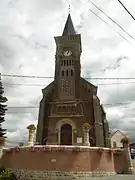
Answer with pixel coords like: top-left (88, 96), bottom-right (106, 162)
top-left (36, 14), bottom-right (111, 147)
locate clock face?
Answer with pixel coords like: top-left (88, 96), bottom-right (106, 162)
top-left (64, 50), bottom-right (72, 56)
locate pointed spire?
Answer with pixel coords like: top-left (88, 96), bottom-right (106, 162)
top-left (62, 14), bottom-right (76, 36)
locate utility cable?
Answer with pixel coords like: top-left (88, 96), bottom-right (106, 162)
top-left (3, 81), bottom-right (135, 87)
top-left (88, 0), bottom-right (135, 41)
top-left (1, 74), bottom-right (53, 79)
top-left (89, 9), bottom-right (130, 43)
top-left (1, 74), bottom-right (135, 80)
top-left (6, 102), bottom-right (133, 114)
top-left (117, 0), bottom-right (135, 21)
top-left (6, 101), bottom-right (133, 109)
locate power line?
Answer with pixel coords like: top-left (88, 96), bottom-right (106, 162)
top-left (6, 112), bottom-right (37, 114)
top-left (3, 81), bottom-right (135, 87)
top-left (4, 83), bottom-right (44, 87)
top-left (2, 73), bottom-right (135, 80)
top-left (6, 102), bottom-right (133, 109)
top-left (8, 106), bottom-right (39, 108)
top-left (89, 9), bottom-right (130, 43)
top-left (88, 0), bottom-right (135, 41)
top-left (1, 74), bottom-right (53, 79)
top-left (117, 0), bottom-right (135, 21)
top-left (5, 102), bottom-right (133, 114)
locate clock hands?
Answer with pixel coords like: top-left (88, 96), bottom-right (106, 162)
top-left (64, 50), bottom-right (72, 56)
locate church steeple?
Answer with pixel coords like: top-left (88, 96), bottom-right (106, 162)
top-left (54, 13), bottom-right (81, 99)
top-left (62, 14), bottom-right (76, 36)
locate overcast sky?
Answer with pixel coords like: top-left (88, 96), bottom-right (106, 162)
top-left (0, 0), bottom-right (135, 147)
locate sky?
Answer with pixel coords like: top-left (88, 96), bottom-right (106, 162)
top-left (0, 0), bottom-right (135, 147)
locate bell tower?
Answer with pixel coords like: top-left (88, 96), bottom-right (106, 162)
top-left (54, 14), bottom-right (82, 100)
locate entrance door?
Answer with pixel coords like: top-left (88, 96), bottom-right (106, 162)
top-left (61, 124), bottom-right (72, 145)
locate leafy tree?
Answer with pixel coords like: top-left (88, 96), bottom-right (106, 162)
top-left (0, 74), bottom-right (8, 138)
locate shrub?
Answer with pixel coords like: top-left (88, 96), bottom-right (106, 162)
top-left (0, 168), bottom-right (17, 180)
top-left (0, 166), bottom-right (5, 173)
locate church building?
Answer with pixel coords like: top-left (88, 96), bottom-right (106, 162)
top-left (36, 14), bottom-right (111, 147)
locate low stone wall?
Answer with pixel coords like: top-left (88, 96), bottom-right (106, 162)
top-left (7, 169), bottom-right (116, 180)
top-left (0, 145), bottom-right (123, 179)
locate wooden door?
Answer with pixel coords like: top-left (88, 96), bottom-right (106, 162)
top-left (61, 124), bottom-right (72, 145)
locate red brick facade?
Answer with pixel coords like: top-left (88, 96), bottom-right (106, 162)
top-left (36, 14), bottom-right (111, 147)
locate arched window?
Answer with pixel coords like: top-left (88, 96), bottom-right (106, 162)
top-left (89, 138), bottom-right (94, 147)
top-left (62, 70), bottom-right (64, 76)
top-left (62, 106), bottom-right (66, 112)
top-left (67, 60), bottom-right (68, 66)
top-left (57, 107), bottom-right (61, 113)
top-left (72, 60), bottom-right (74, 65)
top-left (66, 70), bottom-right (68, 76)
top-left (71, 69), bottom-right (73, 76)
top-left (62, 60), bottom-right (64, 66)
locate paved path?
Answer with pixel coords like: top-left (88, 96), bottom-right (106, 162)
top-left (91, 175), bottom-right (135, 180)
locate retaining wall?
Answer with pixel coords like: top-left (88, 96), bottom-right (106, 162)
top-left (0, 146), bottom-right (127, 179)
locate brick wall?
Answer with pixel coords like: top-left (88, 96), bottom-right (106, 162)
top-left (0, 147), bottom-right (114, 172)
top-left (0, 146), bottom-right (117, 179)
top-left (114, 151), bottom-right (128, 173)
top-left (0, 146), bottom-right (130, 179)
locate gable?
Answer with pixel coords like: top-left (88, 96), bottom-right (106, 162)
top-left (111, 130), bottom-right (125, 139)
top-left (80, 78), bottom-right (97, 95)
top-left (42, 81), bottom-right (54, 96)
top-left (111, 130), bottom-right (126, 148)
top-left (111, 130), bottom-right (126, 138)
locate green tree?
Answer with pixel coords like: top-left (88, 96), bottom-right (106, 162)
top-left (0, 74), bottom-right (7, 138)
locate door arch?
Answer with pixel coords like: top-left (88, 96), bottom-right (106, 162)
top-left (89, 137), bottom-right (94, 147)
top-left (56, 119), bottom-right (76, 145)
top-left (60, 124), bottom-right (72, 145)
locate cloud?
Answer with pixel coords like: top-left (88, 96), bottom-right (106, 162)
top-left (1, 0), bottom-right (135, 146)
top-left (106, 105), bottom-right (135, 142)
top-left (105, 84), bottom-right (135, 104)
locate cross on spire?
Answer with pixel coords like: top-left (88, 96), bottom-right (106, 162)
top-left (68, 4), bottom-right (71, 13)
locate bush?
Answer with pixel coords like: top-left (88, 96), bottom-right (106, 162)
top-left (0, 168), bottom-right (17, 180)
top-left (0, 167), bottom-right (5, 173)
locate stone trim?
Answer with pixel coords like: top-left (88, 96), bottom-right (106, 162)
top-left (7, 169), bottom-right (116, 180)
top-left (4, 145), bottom-right (120, 153)
top-left (56, 119), bottom-right (76, 145)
